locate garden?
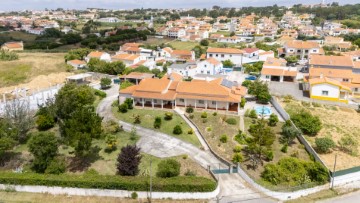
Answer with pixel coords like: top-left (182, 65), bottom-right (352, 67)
top-left (280, 96), bottom-right (360, 171)
top-left (0, 83), bottom-right (215, 193)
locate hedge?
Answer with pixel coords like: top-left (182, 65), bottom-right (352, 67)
top-left (0, 172), bottom-right (217, 192)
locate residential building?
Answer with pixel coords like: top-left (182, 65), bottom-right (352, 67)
top-left (161, 47), bottom-right (195, 61)
top-left (280, 40), bottom-right (322, 59)
top-left (206, 47), bottom-right (245, 65)
top-left (168, 62), bottom-right (197, 77)
top-left (242, 48), bottom-right (259, 58)
top-left (1, 41), bottom-right (24, 51)
top-left (85, 51), bottom-right (111, 63)
top-left (308, 76), bottom-right (351, 103)
top-left (323, 36), bottom-right (352, 52)
top-left (119, 72), bottom-right (155, 85)
top-left (67, 59), bottom-right (87, 69)
top-left (260, 57), bottom-right (297, 82)
top-left (168, 27), bottom-right (186, 38)
top-left (196, 58), bottom-right (223, 75)
top-left (111, 54), bottom-right (145, 67)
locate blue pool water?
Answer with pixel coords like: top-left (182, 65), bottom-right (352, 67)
top-left (255, 106), bottom-right (272, 116)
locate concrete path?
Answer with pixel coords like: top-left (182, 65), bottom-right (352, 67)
top-left (174, 108), bottom-right (209, 150)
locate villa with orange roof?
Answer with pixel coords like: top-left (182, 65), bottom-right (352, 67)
top-left (280, 40), bottom-right (322, 59)
top-left (160, 47), bottom-right (195, 61)
top-left (1, 41), bottom-right (24, 51)
top-left (85, 51), bottom-right (111, 63)
top-left (111, 54), bottom-right (146, 67)
top-left (196, 58), bottom-right (223, 75)
top-left (206, 47), bottom-right (245, 65)
top-left (261, 57), bottom-right (298, 82)
top-left (119, 74), bottom-right (244, 112)
top-left (67, 59), bottom-right (87, 69)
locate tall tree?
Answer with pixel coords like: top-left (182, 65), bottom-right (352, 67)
top-left (117, 145), bottom-right (142, 176)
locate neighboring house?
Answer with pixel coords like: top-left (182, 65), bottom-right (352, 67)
top-left (168, 27), bottom-right (186, 38)
top-left (343, 50), bottom-right (360, 61)
top-left (168, 62), bottom-right (197, 77)
top-left (258, 50), bottom-right (275, 61)
top-left (280, 40), bottom-right (322, 59)
top-left (97, 17), bottom-right (120, 23)
top-left (119, 72), bottom-right (155, 85)
top-left (85, 51), bottom-right (111, 63)
top-left (281, 29), bottom-right (298, 38)
top-left (242, 48), bottom-right (259, 58)
top-left (323, 36), bottom-right (352, 52)
top-left (209, 34), bottom-right (224, 40)
top-left (206, 47), bottom-right (245, 65)
top-left (217, 36), bottom-right (243, 44)
top-left (118, 43), bottom-right (155, 58)
top-left (111, 54), bottom-right (145, 66)
top-left (161, 47), bottom-right (195, 61)
top-left (67, 59), bottom-right (87, 69)
top-left (119, 75), bottom-right (243, 112)
top-left (27, 28), bottom-right (45, 35)
top-left (1, 41), bottom-right (24, 51)
top-left (197, 58), bottom-right (223, 75)
top-left (260, 57), bottom-right (297, 82)
top-left (309, 76), bottom-right (351, 104)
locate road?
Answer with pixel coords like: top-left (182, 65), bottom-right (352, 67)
top-left (320, 190), bottom-right (360, 203)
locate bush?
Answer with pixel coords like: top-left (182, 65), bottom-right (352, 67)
top-left (124, 98), bottom-right (133, 110)
top-left (105, 134), bottom-right (117, 153)
top-left (220, 134), bottom-right (228, 143)
top-left (36, 114), bottom-right (55, 131)
top-left (268, 114), bottom-right (279, 126)
top-left (283, 95), bottom-right (293, 103)
top-left (154, 117), bottom-right (162, 129)
top-left (232, 153), bottom-right (244, 163)
top-left (131, 192), bottom-right (138, 199)
top-left (118, 103), bottom-right (128, 113)
top-left (240, 98), bottom-right (246, 108)
top-left (184, 170), bottom-right (196, 177)
top-left (249, 109), bottom-right (258, 119)
top-left (200, 39), bottom-right (209, 46)
top-left (0, 50), bottom-right (18, 61)
top-left (242, 80), bottom-right (252, 88)
top-left (133, 114), bottom-right (141, 124)
top-left (188, 129), bottom-right (194, 134)
top-left (233, 145), bottom-right (242, 153)
top-left (156, 159), bottom-right (181, 178)
top-left (94, 89), bottom-right (107, 98)
top-left (225, 118), bottom-right (237, 125)
top-left (0, 172), bottom-right (216, 192)
top-left (164, 112), bottom-right (173, 120)
top-left (45, 158), bottom-right (66, 175)
top-left (117, 145), bottom-right (142, 176)
top-left (173, 125), bottom-right (183, 135)
top-left (202, 118), bottom-right (208, 123)
top-left (281, 144), bottom-right (288, 153)
top-left (338, 135), bottom-right (358, 156)
top-left (315, 137), bottom-right (335, 153)
top-left (212, 112), bottom-right (217, 116)
top-left (186, 107), bottom-right (194, 113)
top-left (291, 110), bottom-right (322, 136)
top-left (201, 112), bottom-right (208, 118)
top-left (265, 151), bottom-right (274, 161)
top-left (100, 78), bottom-right (112, 89)
top-left (189, 114), bottom-right (194, 119)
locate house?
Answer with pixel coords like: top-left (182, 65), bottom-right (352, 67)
top-left (111, 54), bottom-right (145, 67)
top-left (260, 57), bottom-right (297, 82)
top-left (85, 51), bottom-right (111, 63)
top-left (343, 50), bottom-right (360, 61)
top-left (210, 34), bottom-right (224, 40)
top-left (206, 47), bottom-right (245, 65)
top-left (118, 43), bottom-right (155, 58)
top-left (27, 28), bottom-right (44, 35)
top-left (168, 62), bottom-right (197, 77)
top-left (196, 58), bottom-right (223, 75)
top-left (309, 76), bottom-right (351, 104)
top-left (281, 40), bottom-right (322, 60)
top-left (281, 29), bottom-right (298, 38)
top-left (119, 72), bottom-right (155, 85)
top-left (168, 27), bottom-right (186, 38)
top-left (242, 48), bottom-right (259, 58)
top-left (323, 36), bottom-right (352, 52)
top-left (119, 75), bottom-right (243, 112)
top-left (1, 41), bottom-right (24, 51)
top-left (161, 47), bottom-right (195, 61)
top-left (217, 36), bottom-right (243, 44)
top-left (308, 55), bottom-right (354, 71)
top-left (67, 59), bottom-right (87, 69)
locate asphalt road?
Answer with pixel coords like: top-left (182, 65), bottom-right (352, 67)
top-left (320, 190), bottom-right (360, 203)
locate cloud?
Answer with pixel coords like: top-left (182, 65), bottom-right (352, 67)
top-left (0, 0), bottom-right (358, 11)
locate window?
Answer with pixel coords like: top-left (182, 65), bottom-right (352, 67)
top-left (313, 50), bottom-right (317, 52)
top-left (343, 79), bottom-right (349, 82)
top-left (198, 100), bottom-right (204, 104)
top-left (207, 71), bottom-right (210, 74)
top-left (322, 91), bottom-right (329, 96)
top-left (216, 54), bottom-right (218, 57)
top-left (209, 54), bottom-right (213, 57)
top-left (153, 99), bottom-right (157, 103)
top-left (297, 50), bottom-right (301, 53)
top-left (212, 101), bottom-right (216, 105)
top-left (305, 50), bottom-right (309, 53)
top-left (221, 54), bottom-right (224, 58)
top-left (230, 55), bottom-right (232, 57)
top-left (204, 65), bottom-right (207, 68)
top-left (180, 99), bottom-right (185, 102)
top-left (266, 75), bottom-right (270, 79)
top-left (355, 88), bottom-right (359, 92)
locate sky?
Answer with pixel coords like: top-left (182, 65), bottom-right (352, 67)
top-left (0, 0), bottom-right (358, 11)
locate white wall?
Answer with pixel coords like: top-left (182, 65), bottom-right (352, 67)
top-left (206, 53), bottom-right (243, 65)
top-left (197, 61), bottom-right (223, 75)
top-left (311, 83), bottom-right (339, 98)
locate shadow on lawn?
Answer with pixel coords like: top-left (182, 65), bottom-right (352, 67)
top-left (68, 146), bottom-right (102, 172)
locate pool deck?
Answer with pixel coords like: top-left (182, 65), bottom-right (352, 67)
top-left (244, 101), bottom-right (285, 122)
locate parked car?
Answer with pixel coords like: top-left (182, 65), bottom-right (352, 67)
top-left (299, 67), bottom-right (309, 73)
top-left (245, 75), bottom-right (257, 81)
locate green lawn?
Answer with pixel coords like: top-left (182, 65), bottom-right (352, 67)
top-left (191, 111), bottom-right (240, 162)
top-left (0, 31), bottom-right (37, 43)
top-left (112, 106), bottom-right (201, 147)
top-left (168, 41), bottom-right (199, 50)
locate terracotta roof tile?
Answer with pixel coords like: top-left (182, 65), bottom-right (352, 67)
top-left (309, 77), bottom-right (351, 92)
top-left (207, 47), bottom-right (245, 54)
top-left (309, 55), bottom-right (354, 67)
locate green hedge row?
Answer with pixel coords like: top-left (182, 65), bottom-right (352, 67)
top-left (0, 172), bottom-right (217, 192)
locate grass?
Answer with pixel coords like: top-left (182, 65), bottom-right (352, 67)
top-left (0, 52), bottom-right (68, 88)
top-left (0, 191), bottom-right (206, 203)
top-left (112, 106), bottom-right (202, 147)
top-left (190, 111), bottom-right (240, 162)
top-left (0, 31), bottom-right (37, 42)
top-left (168, 41), bottom-right (199, 50)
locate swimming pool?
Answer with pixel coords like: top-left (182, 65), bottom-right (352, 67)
top-left (255, 106), bottom-right (272, 116)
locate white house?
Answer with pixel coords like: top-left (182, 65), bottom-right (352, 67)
top-left (260, 57), bottom-right (297, 82)
top-left (111, 54), bottom-right (146, 66)
top-left (168, 27), bottom-right (186, 38)
top-left (217, 36), bottom-right (243, 44)
top-left (281, 40), bottom-right (322, 60)
top-left (168, 62), bottom-right (198, 77)
top-left (197, 58), bottom-right (223, 75)
top-left (67, 60), bottom-right (87, 69)
top-left (85, 51), bottom-right (111, 63)
top-left (27, 28), bottom-right (45, 35)
top-left (206, 47), bottom-right (245, 65)
top-left (309, 77), bottom-right (351, 104)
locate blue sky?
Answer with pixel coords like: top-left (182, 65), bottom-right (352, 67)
top-left (0, 0), bottom-right (358, 11)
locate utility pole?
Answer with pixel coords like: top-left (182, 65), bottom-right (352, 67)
top-left (149, 159), bottom-right (152, 203)
top-left (331, 154), bottom-right (337, 189)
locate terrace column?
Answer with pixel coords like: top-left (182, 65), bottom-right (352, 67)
top-left (152, 99), bottom-right (154, 109)
top-left (194, 100), bottom-right (197, 109)
top-left (226, 102), bottom-right (229, 112)
top-left (216, 102), bottom-right (218, 111)
top-left (133, 98), bottom-right (135, 107)
top-left (185, 99), bottom-right (187, 107)
top-left (205, 101), bottom-right (207, 109)
top-left (142, 98), bottom-right (145, 108)
top-left (174, 100), bottom-right (176, 108)
top-left (161, 100), bottom-right (164, 109)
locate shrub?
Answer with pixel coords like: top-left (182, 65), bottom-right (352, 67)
top-left (124, 98), bottom-right (133, 110)
top-left (301, 101), bottom-right (311, 107)
top-left (189, 114), bottom-right (194, 119)
top-left (249, 109), bottom-right (258, 119)
top-left (257, 92), bottom-right (271, 104)
top-left (94, 89), bottom-right (107, 98)
top-left (268, 114), bottom-right (279, 126)
top-left (213, 112), bottom-right (218, 116)
top-left (100, 78), bottom-right (112, 89)
top-left (156, 159), bottom-right (181, 178)
top-left (240, 98), bottom-right (246, 108)
top-left (187, 129), bottom-right (194, 134)
top-left (201, 112), bottom-right (208, 118)
top-left (281, 144), bottom-right (288, 153)
top-left (182, 154), bottom-right (188, 159)
top-left (225, 118), bottom-right (237, 125)
top-left (0, 50), bottom-right (18, 61)
top-left (186, 107), bottom-right (194, 113)
top-left (291, 110), bottom-right (322, 136)
top-left (232, 153), bottom-right (243, 163)
top-left (45, 158), bottom-right (66, 175)
top-left (202, 118), bottom-right (208, 123)
top-left (220, 134), bottom-right (228, 143)
top-left (117, 145), bottom-right (142, 176)
top-left (105, 134), bottom-right (117, 153)
top-left (283, 95), bottom-right (293, 103)
top-left (173, 125), bottom-right (183, 135)
top-left (184, 170), bottom-right (196, 177)
top-left (244, 109), bottom-right (250, 117)
top-left (200, 39), bottom-right (209, 46)
top-left (36, 114), bottom-right (55, 131)
top-left (234, 131), bottom-right (247, 145)
top-left (233, 145), bottom-right (242, 153)
top-left (315, 137), bottom-right (335, 153)
top-left (312, 102), bottom-right (322, 108)
top-left (338, 135), bottom-right (358, 156)
top-left (164, 112), bottom-right (173, 120)
top-left (133, 114), bottom-right (141, 124)
top-left (242, 80), bottom-right (252, 88)
top-left (154, 117), bottom-right (162, 129)
top-left (265, 151), bottom-right (274, 161)
top-left (131, 192), bottom-right (138, 199)
top-left (118, 103), bottom-right (128, 113)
